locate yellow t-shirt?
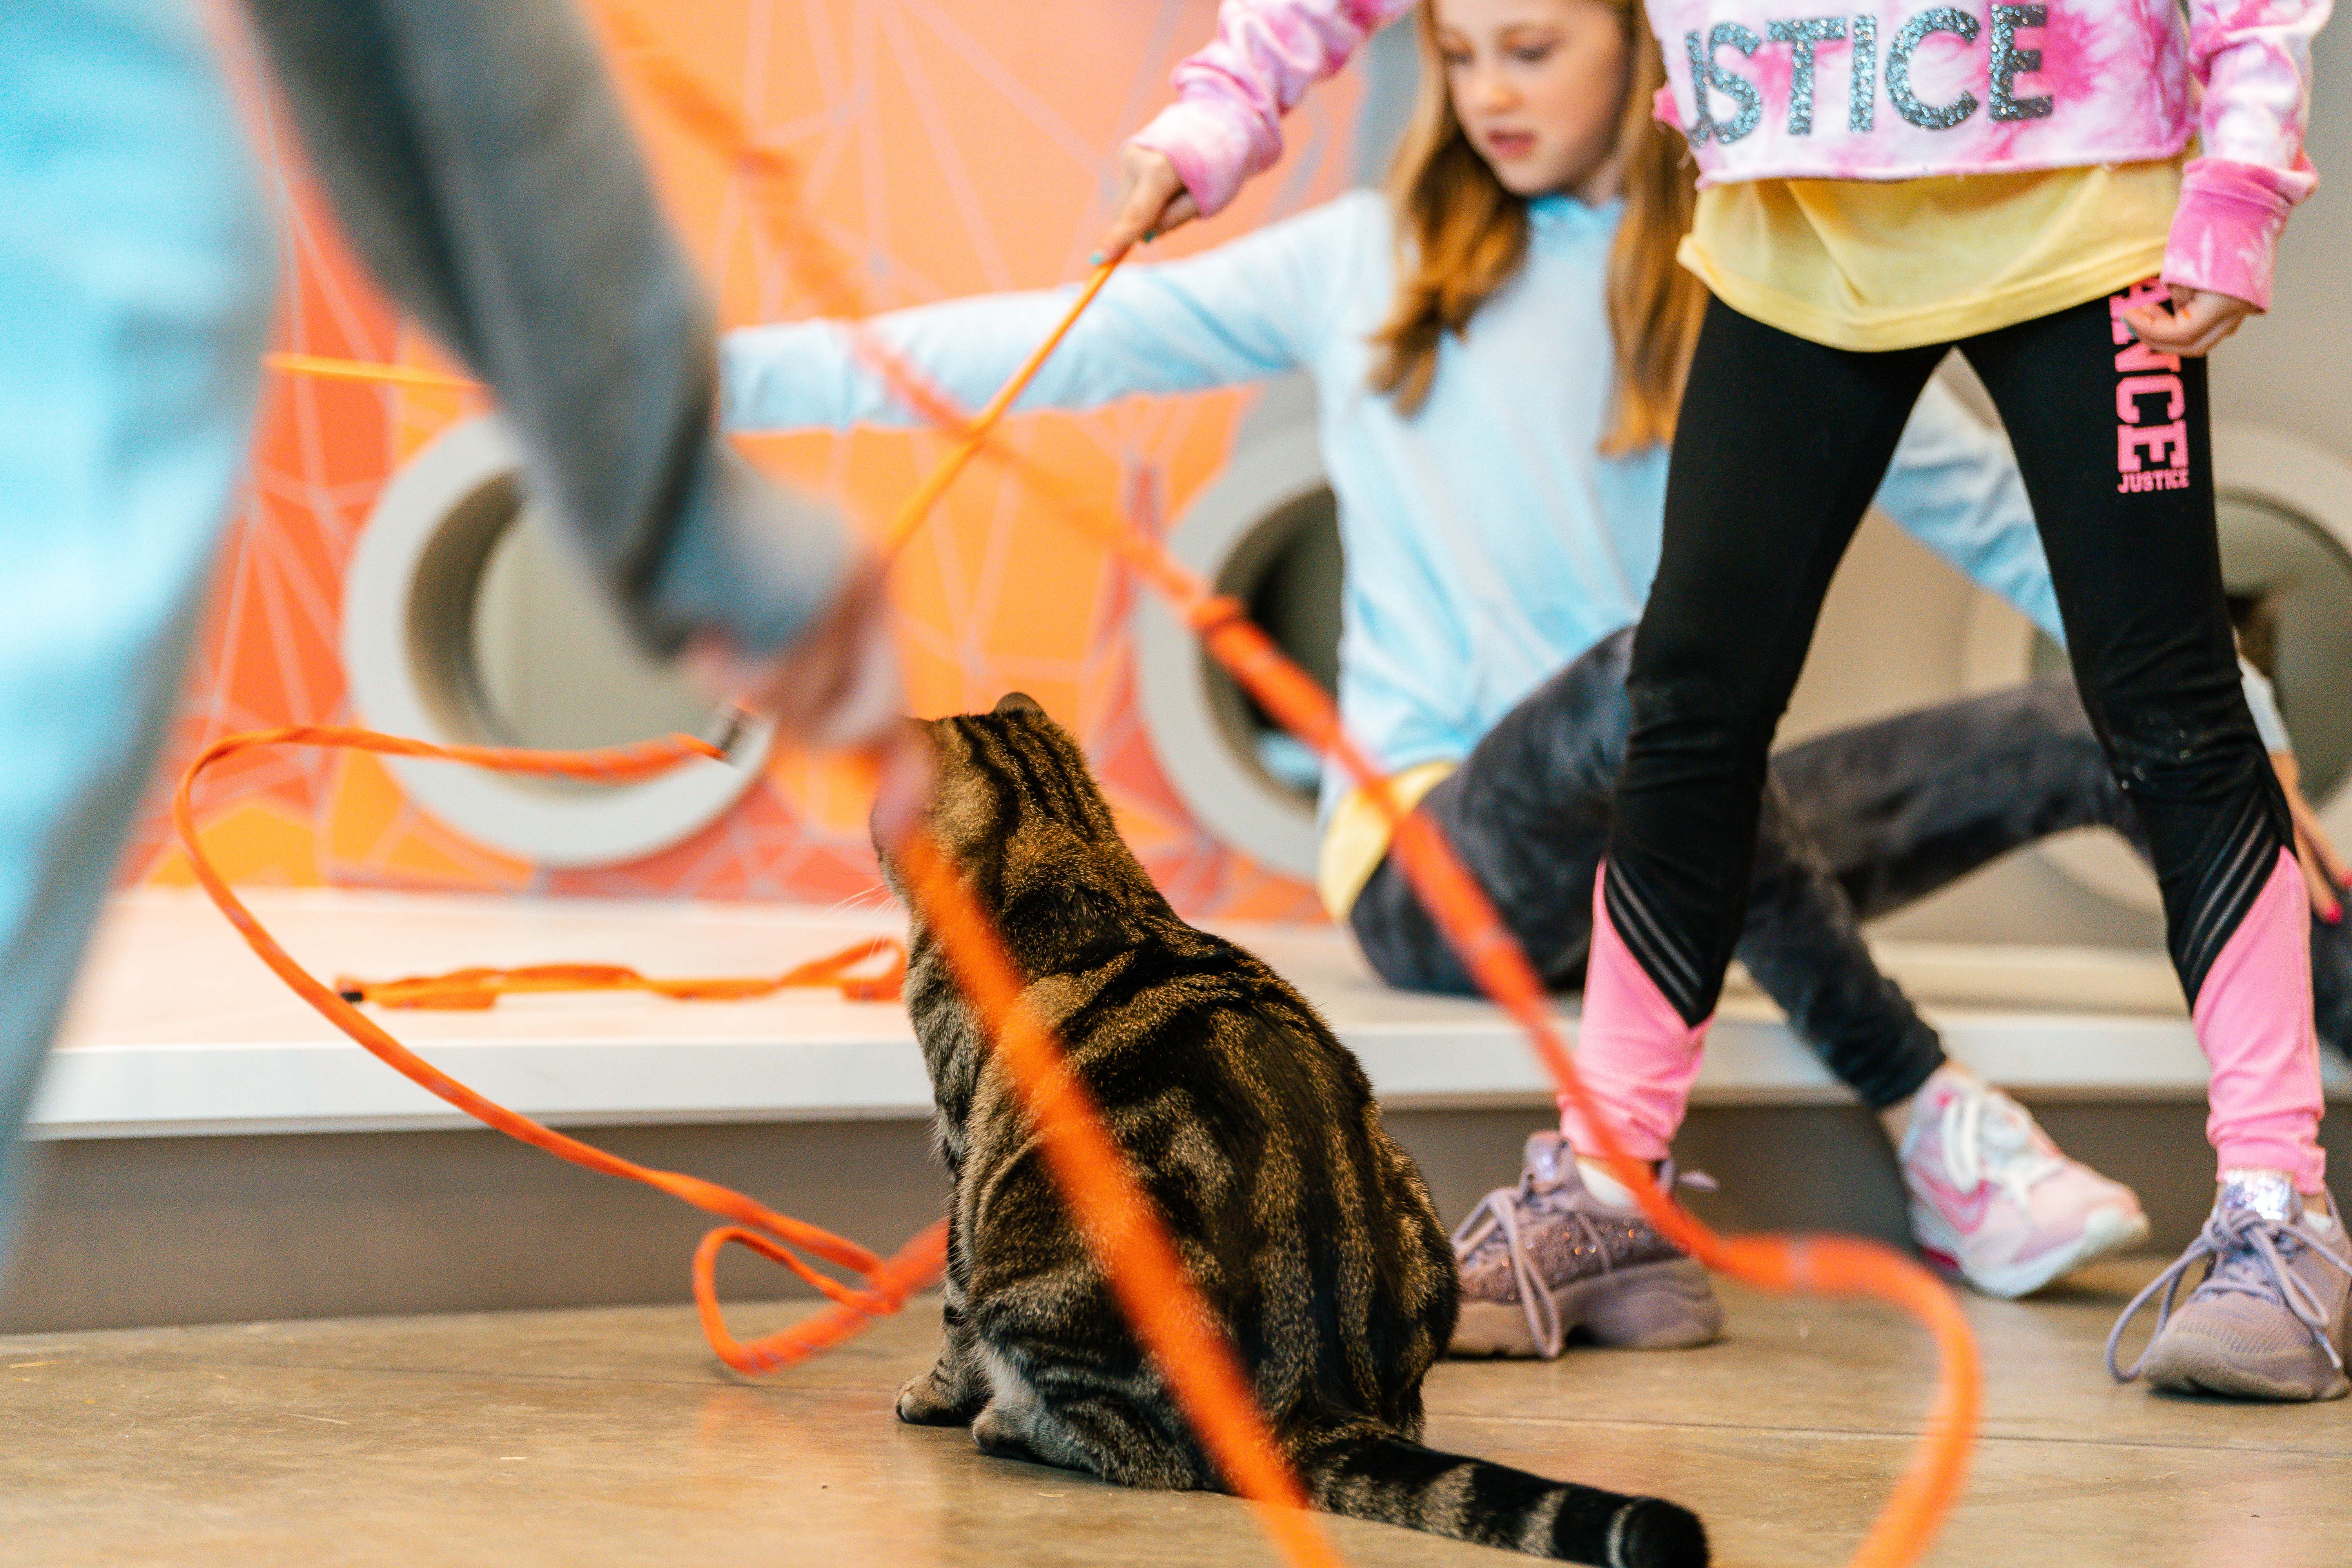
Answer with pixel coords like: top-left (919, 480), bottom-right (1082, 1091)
top-left (1678, 159), bottom-right (2182, 351)
top-left (1316, 762), bottom-right (1458, 921)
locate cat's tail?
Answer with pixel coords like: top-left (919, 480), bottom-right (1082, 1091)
top-left (1298, 1430), bottom-right (1707, 1566)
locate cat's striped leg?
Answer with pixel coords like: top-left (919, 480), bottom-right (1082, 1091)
top-left (897, 1291), bottom-right (989, 1426)
top-left (970, 1341), bottom-right (1211, 1490)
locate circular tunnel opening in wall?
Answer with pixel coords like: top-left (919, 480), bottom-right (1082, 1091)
top-left (465, 495), bottom-right (719, 762)
top-left (1203, 486), bottom-right (1344, 803)
top-left (1135, 424), bottom-right (1343, 881)
top-left (1973, 426), bottom-right (2352, 912)
top-left (343, 416), bottom-right (772, 867)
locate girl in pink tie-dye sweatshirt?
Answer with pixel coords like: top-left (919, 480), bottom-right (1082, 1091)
top-left (1111, 0), bottom-right (2347, 1403)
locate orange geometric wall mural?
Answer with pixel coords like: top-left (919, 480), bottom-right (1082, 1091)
top-left (137, 1), bottom-right (1363, 921)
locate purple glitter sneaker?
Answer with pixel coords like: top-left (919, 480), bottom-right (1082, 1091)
top-left (1448, 1131), bottom-right (1723, 1358)
top-left (2107, 1171), bottom-right (2352, 1402)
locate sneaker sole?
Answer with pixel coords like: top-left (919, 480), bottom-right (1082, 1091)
top-left (1450, 1258), bottom-right (1723, 1358)
top-left (2141, 1325), bottom-right (2352, 1403)
top-left (1918, 1203), bottom-right (2151, 1300)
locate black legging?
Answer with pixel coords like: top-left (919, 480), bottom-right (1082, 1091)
top-left (1605, 285), bottom-right (2292, 1030)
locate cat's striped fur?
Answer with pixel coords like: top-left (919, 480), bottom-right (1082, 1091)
top-left (875, 694), bottom-right (1707, 1568)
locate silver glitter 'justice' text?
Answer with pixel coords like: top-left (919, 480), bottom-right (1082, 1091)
top-left (1679, 4), bottom-right (2055, 144)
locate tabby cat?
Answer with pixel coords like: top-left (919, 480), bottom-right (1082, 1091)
top-left (874, 694), bottom-right (1707, 1568)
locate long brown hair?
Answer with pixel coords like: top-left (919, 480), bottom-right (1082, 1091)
top-left (1367, 0), bottom-right (1705, 453)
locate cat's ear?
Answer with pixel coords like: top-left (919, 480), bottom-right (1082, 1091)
top-left (993, 691), bottom-right (1045, 717)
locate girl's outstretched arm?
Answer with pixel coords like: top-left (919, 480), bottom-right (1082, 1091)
top-left (724, 195), bottom-right (1370, 432)
top-left (1104, 0), bottom-right (1414, 254)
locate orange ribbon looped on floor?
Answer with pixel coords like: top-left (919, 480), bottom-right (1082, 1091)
top-left (174, 725), bottom-right (948, 1375)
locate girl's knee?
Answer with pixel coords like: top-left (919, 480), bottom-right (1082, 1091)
top-left (1624, 668), bottom-right (1780, 776)
top-left (2096, 699), bottom-right (2268, 798)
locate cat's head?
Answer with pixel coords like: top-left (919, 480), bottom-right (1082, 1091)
top-left (877, 693), bottom-right (1163, 975)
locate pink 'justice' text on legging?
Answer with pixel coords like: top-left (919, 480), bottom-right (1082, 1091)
top-left (1570, 283), bottom-right (2328, 1189)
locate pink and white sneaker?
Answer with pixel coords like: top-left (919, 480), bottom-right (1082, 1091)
top-left (1898, 1066), bottom-right (2150, 1298)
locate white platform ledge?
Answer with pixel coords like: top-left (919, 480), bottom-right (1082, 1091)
top-left (26, 889), bottom-right (2347, 1140)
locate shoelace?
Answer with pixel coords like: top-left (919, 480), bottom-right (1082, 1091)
top-left (1449, 1162), bottom-right (1713, 1359)
top-left (2105, 1202), bottom-right (2352, 1381)
top-left (1939, 1080), bottom-right (2065, 1213)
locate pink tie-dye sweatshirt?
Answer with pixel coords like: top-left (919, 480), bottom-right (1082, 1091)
top-left (1129, 0), bottom-right (2328, 309)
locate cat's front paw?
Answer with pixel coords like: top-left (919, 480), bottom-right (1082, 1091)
top-left (896, 1369), bottom-right (978, 1426)
top-left (969, 1401), bottom-right (1048, 1466)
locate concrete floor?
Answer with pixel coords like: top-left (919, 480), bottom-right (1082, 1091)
top-left (3, 1260), bottom-right (2346, 1568)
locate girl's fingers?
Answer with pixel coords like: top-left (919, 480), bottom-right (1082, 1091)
top-left (2312, 819), bottom-right (2350, 891)
top-left (2122, 306), bottom-right (2200, 353)
top-left (2276, 756), bottom-right (2345, 921)
top-left (2299, 823), bottom-right (2342, 923)
top-left (2182, 317), bottom-right (2242, 357)
top-left (2122, 306), bottom-right (2189, 351)
top-left (2122, 292), bottom-right (2252, 358)
top-left (2288, 777), bottom-right (2351, 887)
top-left (1098, 186), bottom-right (1162, 262)
top-left (1095, 147), bottom-right (1191, 262)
